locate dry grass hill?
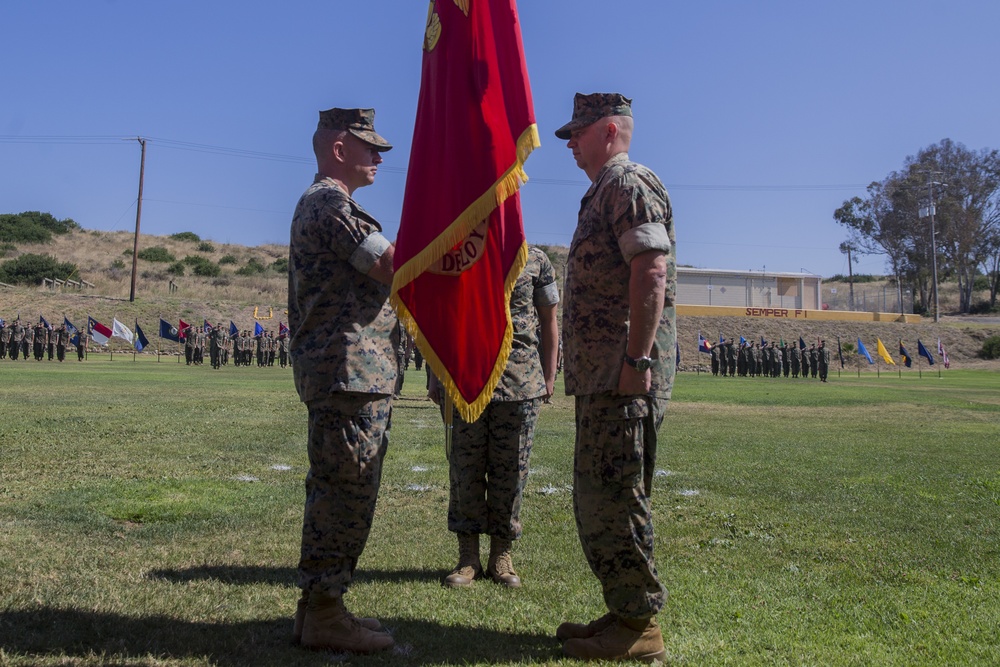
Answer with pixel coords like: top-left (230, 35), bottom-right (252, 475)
top-left (2, 230), bottom-right (998, 368)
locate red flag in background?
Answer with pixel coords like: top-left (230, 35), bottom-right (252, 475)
top-left (178, 319), bottom-right (190, 341)
top-left (392, 0), bottom-right (538, 423)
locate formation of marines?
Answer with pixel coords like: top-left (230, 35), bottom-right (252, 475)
top-left (707, 338), bottom-right (831, 382)
top-left (1, 319), bottom-right (76, 362)
top-left (0, 318), bottom-right (291, 369)
top-left (180, 324), bottom-right (290, 369)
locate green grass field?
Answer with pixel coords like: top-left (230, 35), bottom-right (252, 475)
top-left (1, 358), bottom-right (998, 666)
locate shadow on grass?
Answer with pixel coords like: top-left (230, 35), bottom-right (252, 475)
top-left (146, 566), bottom-right (448, 586)
top-left (0, 607), bottom-right (561, 666)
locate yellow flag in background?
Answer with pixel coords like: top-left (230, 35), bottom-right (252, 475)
top-left (876, 337), bottom-right (896, 365)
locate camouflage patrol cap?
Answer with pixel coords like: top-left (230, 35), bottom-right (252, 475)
top-left (554, 92), bottom-right (633, 140)
top-left (317, 107), bottom-right (392, 151)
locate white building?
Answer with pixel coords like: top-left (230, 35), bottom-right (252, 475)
top-left (677, 268), bottom-right (822, 310)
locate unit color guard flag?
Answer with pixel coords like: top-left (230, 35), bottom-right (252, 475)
top-left (391, 0), bottom-right (538, 423)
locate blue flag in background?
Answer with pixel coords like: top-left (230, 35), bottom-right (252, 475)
top-left (229, 321), bottom-right (239, 337)
top-left (857, 338), bottom-right (874, 364)
top-left (799, 336), bottom-right (806, 350)
top-left (899, 341), bottom-right (912, 367)
top-left (917, 339), bottom-right (935, 365)
top-left (719, 333), bottom-right (724, 344)
top-left (159, 318), bottom-right (180, 342)
top-left (739, 335), bottom-right (746, 345)
top-left (135, 321), bottom-right (150, 352)
top-left (65, 317), bottom-right (79, 346)
top-left (40, 315), bottom-right (51, 329)
top-left (760, 336), bottom-right (767, 346)
top-left (254, 321), bottom-right (264, 336)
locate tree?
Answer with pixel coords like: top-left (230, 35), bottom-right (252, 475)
top-left (0, 253), bottom-right (77, 285)
top-left (833, 176), bottom-right (916, 310)
top-left (835, 139), bottom-right (1000, 314)
top-left (0, 211), bottom-right (78, 244)
top-left (903, 139), bottom-right (1000, 313)
top-left (982, 231), bottom-right (1000, 307)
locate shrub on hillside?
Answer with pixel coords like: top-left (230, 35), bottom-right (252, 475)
top-left (218, 254), bottom-right (238, 265)
top-left (167, 262), bottom-right (186, 276)
top-left (170, 231), bottom-right (201, 243)
top-left (138, 246), bottom-right (176, 263)
top-left (973, 275), bottom-right (991, 292)
top-left (826, 273), bottom-right (882, 283)
top-left (0, 211), bottom-right (78, 244)
top-left (969, 300), bottom-right (1000, 315)
top-left (979, 335), bottom-right (1000, 360)
top-left (181, 255), bottom-right (221, 277)
top-left (0, 243), bottom-right (16, 257)
top-left (197, 241), bottom-right (216, 253)
top-left (270, 257), bottom-right (289, 273)
top-left (236, 258), bottom-right (268, 276)
top-left (0, 253), bottom-right (77, 286)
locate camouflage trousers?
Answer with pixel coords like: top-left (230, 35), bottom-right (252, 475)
top-left (447, 398), bottom-right (541, 540)
top-left (298, 392), bottom-right (392, 597)
top-left (573, 392), bottom-right (668, 619)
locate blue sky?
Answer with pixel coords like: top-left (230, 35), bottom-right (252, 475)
top-left (3, 1), bottom-right (998, 278)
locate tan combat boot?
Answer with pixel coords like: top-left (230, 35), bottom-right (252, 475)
top-left (299, 592), bottom-right (393, 654)
top-left (443, 533), bottom-right (482, 588)
top-left (292, 590), bottom-right (384, 644)
top-left (555, 611), bottom-right (617, 642)
top-left (562, 616), bottom-right (665, 663)
top-left (485, 536), bottom-right (521, 588)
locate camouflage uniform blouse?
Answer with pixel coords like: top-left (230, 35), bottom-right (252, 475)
top-left (562, 153), bottom-right (676, 399)
top-left (288, 176), bottom-right (399, 401)
top-left (492, 245), bottom-right (560, 401)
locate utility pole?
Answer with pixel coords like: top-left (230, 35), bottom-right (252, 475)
top-left (840, 242), bottom-right (856, 311)
top-left (918, 172), bottom-right (944, 323)
top-left (129, 137), bottom-right (146, 303)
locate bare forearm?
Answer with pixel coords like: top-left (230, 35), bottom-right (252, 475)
top-left (626, 250), bottom-right (667, 358)
top-left (537, 304), bottom-right (559, 392)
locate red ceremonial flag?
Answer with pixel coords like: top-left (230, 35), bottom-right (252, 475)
top-left (178, 319), bottom-right (190, 341)
top-left (391, 0), bottom-right (538, 423)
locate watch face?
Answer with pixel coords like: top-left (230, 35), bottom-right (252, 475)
top-left (636, 359), bottom-right (651, 372)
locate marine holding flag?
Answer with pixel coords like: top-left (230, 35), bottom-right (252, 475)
top-left (287, 107), bottom-right (399, 654)
top-left (554, 92), bottom-right (675, 663)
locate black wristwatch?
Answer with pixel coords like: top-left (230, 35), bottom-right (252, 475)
top-left (624, 355), bottom-right (654, 372)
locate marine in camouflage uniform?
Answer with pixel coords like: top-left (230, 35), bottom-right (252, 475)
top-left (76, 330), bottom-right (88, 361)
top-left (209, 323), bottom-right (225, 369)
top-left (183, 325), bottom-right (195, 365)
top-left (33, 322), bottom-right (47, 361)
top-left (288, 107), bottom-right (397, 653)
top-left (432, 246), bottom-right (560, 589)
top-left (55, 324), bottom-right (69, 362)
top-left (0, 322), bottom-right (10, 359)
top-left (21, 325), bottom-right (33, 360)
top-left (818, 340), bottom-right (830, 382)
top-left (555, 93), bottom-right (675, 662)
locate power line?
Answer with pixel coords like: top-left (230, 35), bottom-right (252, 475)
top-left (0, 134), bottom-right (867, 191)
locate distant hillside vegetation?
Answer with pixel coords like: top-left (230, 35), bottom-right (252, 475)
top-left (1, 222), bottom-right (997, 365)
